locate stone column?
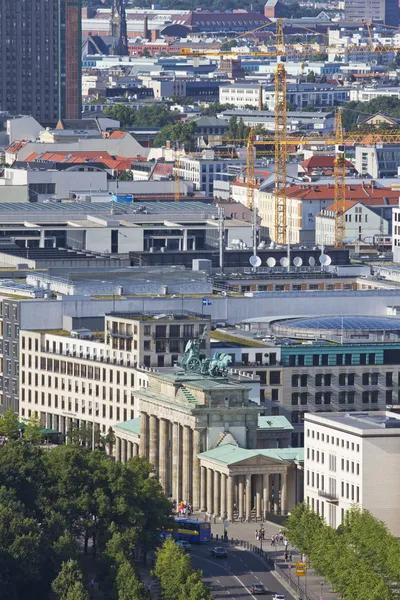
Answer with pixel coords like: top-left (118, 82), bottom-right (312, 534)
top-left (172, 422), bottom-right (182, 504)
top-left (116, 436), bottom-right (121, 462)
top-left (192, 429), bottom-right (201, 511)
top-left (200, 466), bottom-right (207, 512)
top-left (206, 468), bottom-right (213, 514)
top-left (140, 412), bottom-right (148, 458)
top-left (273, 474), bottom-right (280, 514)
top-left (238, 476), bottom-right (244, 520)
top-left (149, 415), bottom-right (159, 475)
top-left (263, 473), bottom-right (270, 519)
top-left (159, 418), bottom-right (169, 493)
top-left (133, 442), bottom-right (139, 457)
top-left (227, 475), bottom-right (234, 522)
top-left (221, 473), bottom-right (227, 519)
top-left (122, 438), bottom-right (128, 463)
top-left (182, 425), bottom-right (192, 503)
top-left (246, 474), bottom-right (252, 521)
top-left (128, 441), bottom-right (133, 459)
top-left (281, 471), bottom-right (288, 515)
top-left (213, 470), bottom-right (220, 516)
top-left (256, 474), bottom-right (262, 520)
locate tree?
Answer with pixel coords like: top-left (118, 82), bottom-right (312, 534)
top-left (119, 170), bottom-right (134, 181)
top-left (104, 104), bottom-right (180, 129)
top-left (51, 560), bottom-right (89, 600)
top-left (24, 412), bottom-right (43, 444)
top-left (200, 102), bottom-right (235, 116)
top-left (153, 120), bottom-right (196, 149)
top-left (115, 560), bottom-right (148, 600)
top-left (0, 407), bottom-right (20, 440)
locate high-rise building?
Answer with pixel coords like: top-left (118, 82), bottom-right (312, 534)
top-left (344, 0), bottom-right (399, 26)
top-left (0, 0), bottom-right (82, 122)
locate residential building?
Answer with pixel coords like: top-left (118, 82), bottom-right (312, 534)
top-left (176, 155), bottom-right (246, 196)
top-left (355, 145), bottom-right (400, 178)
top-left (220, 110), bottom-right (335, 134)
top-left (316, 200), bottom-right (390, 246)
top-left (392, 200), bottom-right (400, 262)
top-left (219, 84), bottom-right (350, 111)
top-left (344, 0), bottom-right (399, 27)
top-left (0, 0), bottom-right (82, 121)
top-left (304, 411), bottom-right (400, 535)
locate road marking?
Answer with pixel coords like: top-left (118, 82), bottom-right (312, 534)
top-left (216, 580), bottom-right (220, 583)
top-left (250, 570), bottom-right (254, 574)
top-left (191, 555), bottom-right (257, 600)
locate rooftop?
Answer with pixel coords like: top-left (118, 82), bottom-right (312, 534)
top-left (305, 411), bottom-right (400, 434)
top-left (107, 310), bottom-right (208, 321)
top-left (198, 443), bottom-right (304, 466)
top-left (258, 415), bottom-right (294, 431)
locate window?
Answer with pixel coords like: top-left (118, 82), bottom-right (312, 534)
top-left (270, 371), bottom-right (281, 385)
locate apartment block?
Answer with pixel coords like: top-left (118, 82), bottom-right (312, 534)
top-left (304, 411), bottom-right (400, 535)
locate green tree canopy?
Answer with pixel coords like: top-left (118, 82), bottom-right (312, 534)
top-left (0, 407), bottom-right (20, 440)
top-left (342, 96), bottom-right (400, 130)
top-left (153, 120), bottom-right (197, 149)
top-left (51, 560), bottom-right (89, 600)
top-left (24, 412), bottom-right (43, 444)
top-left (104, 104), bottom-right (180, 129)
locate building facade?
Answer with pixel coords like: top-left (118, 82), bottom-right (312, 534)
top-left (344, 0), bottom-right (399, 26)
top-left (304, 411), bottom-right (400, 535)
top-left (18, 311), bottom-right (210, 434)
top-left (0, 0), bottom-right (81, 121)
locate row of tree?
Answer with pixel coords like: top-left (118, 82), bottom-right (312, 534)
top-left (104, 104), bottom-right (181, 129)
top-left (0, 441), bottom-right (172, 599)
top-left (285, 503), bottom-right (400, 600)
top-left (154, 538), bottom-right (212, 600)
top-left (342, 95), bottom-right (400, 131)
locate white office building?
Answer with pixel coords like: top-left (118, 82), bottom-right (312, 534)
top-left (304, 411), bottom-right (400, 535)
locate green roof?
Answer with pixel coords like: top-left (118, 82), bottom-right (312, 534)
top-left (258, 416), bottom-right (294, 431)
top-left (198, 443), bottom-right (303, 466)
top-left (114, 417), bottom-right (141, 436)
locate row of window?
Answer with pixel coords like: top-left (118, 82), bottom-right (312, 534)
top-left (306, 452), bottom-right (360, 475)
top-left (21, 384), bottom-right (136, 405)
top-left (307, 429), bottom-right (360, 452)
top-left (292, 390), bottom-right (380, 405)
top-left (22, 359), bottom-right (136, 385)
top-left (20, 401), bottom-right (134, 425)
top-left (288, 352), bottom-right (377, 367)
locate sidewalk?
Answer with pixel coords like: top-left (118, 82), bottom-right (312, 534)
top-left (200, 514), bottom-right (339, 600)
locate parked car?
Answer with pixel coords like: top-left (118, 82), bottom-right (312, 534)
top-left (250, 583), bottom-right (266, 594)
top-left (210, 547), bottom-right (227, 558)
top-left (272, 594), bottom-right (286, 600)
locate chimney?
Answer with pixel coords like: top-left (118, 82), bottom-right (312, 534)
top-left (151, 29), bottom-right (159, 42)
top-left (143, 15), bottom-right (150, 40)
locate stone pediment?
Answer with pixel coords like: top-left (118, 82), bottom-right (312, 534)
top-left (232, 454), bottom-right (285, 468)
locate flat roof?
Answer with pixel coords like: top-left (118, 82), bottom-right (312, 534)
top-left (114, 417), bottom-right (140, 436)
top-left (258, 415), bottom-right (294, 431)
top-left (305, 411), bottom-right (400, 434)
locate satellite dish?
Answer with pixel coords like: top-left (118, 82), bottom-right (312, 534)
top-left (266, 257), bottom-right (276, 268)
top-left (293, 256), bottom-right (303, 267)
top-left (309, 257), bottom-right (316, 267)
top-left (280, 257), bottom-right (289, 268)
top-left (249, 255), bottom-right (262, 268)
top-left (319, 254), bottom-right (332, 266)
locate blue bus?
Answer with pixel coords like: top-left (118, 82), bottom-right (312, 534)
top-left (173, 518), bottom-right (211, 544)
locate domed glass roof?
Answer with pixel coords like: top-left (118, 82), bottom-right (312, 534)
top-left (280, 316), bottom-right (400, 331)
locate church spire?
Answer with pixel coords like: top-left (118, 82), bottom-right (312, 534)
top-left (111, 0), bottom-right (129, 56)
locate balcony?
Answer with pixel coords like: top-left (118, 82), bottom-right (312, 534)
top-left (318, 489), bottom-right (339, 503)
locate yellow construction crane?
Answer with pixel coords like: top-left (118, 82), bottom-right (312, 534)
top-left (179, 21), bottom-right (400, 244)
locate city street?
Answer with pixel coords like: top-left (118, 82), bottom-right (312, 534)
top-left (190, 543), bottom-right (295, 600)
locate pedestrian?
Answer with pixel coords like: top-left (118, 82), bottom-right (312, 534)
top-left (255, 530), bottom-right (259, 540)
top-left (284, 552), bottom-right (288, 561)
top-left (288, 551), bottom-right (292, 561)
top-left (284, 539), bottom-right (288, 549)
top-left (271, 535), bottom-right (275, 546)
top-left (279, 532), bottom-right (284, 544)
top-left (275, 534), bottom-right (279, 545)
top-left (147, 582), bottom-right (152, 593)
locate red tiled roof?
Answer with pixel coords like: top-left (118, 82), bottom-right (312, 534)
top-left (286, 184), bottom-right (399, 204)
top-left (301, 156), bottom-right (354, 170)
top-left (24, 151), bottom-right (137, 173)
top-left (151, 163), bottom-right (173, 178)
top-left (108, 131), bottom-right (127, 139)
top-left (6, 140), bottom-right (27, 153)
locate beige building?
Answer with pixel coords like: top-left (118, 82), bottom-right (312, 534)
top-left (304, 411), bottom-right (400, 535)
top-left (114, 370), bottom-right (303, 518)
top-left (19, 311), bottom-right (210, 435)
